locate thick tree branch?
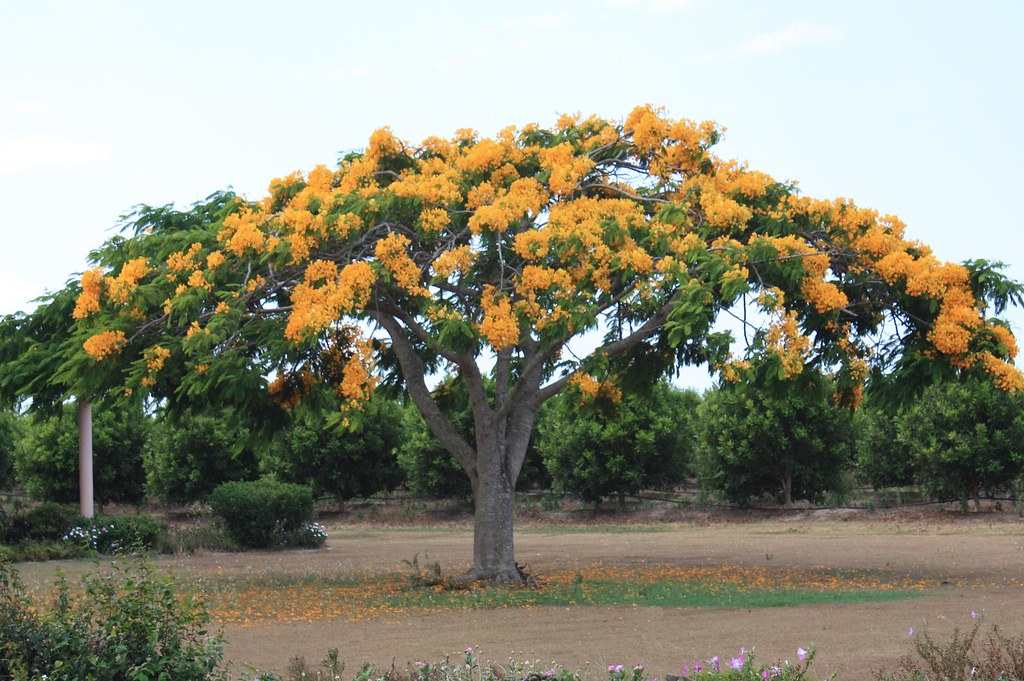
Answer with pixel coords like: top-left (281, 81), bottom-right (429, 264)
top-left (368, 310), bottom-right (476, 475)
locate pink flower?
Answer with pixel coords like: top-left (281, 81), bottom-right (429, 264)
top-left (797, 647), bottom-right (808, 661)
top-left (710, 656), bottom-right (720, 671)
top-left (729, 657), bottom-right (743, 670)
top-left (465, 647), bottom-right (474, 655)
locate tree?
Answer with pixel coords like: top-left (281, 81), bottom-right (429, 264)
top-left (897, 376), bottom-right (1024, 512)
top-left (36, 105), bottom-right (1024, 581)
top-left (0, 409), bottom-right (21, 490)
top-left (538, 381), bottom-right (698, 504)
top-left (853, 399), bottom-right (917, 492)
top-left (13, 401), bottom-right (149, 507)
top-left (144, 409), bottom-right (260, 505)
top-left (263, 395), bottom-right (406, 502)
top-left (696, 376), bottom-right (854, 506)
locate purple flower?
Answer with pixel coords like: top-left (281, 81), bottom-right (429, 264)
top-left (710, 656), bottom-right (720, 671)
top-left (909, 627), bottom-right (915, 637)
top-left (466, 647), bottom-right (474, 655)
top-left (729, 657), bottom-right (743, 670)
top-left (797, 647), bottom-right (808, 661)
top-left (971, 610), bottom-right (978, 620)
top-left (634, 665), bottom-right (643, 671)
top-left (762, 672), bottom-right (770, 680)
top-left (692, 663), bottom-right (702, 672)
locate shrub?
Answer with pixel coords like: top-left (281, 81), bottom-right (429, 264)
top-left (262, 396), bottom-right (406, 502)
top-left (896, 377), bottom-right (1024, 512)
top-left (145, 409), bottom-right (261, 505)
top-left (17, 501), bottom-right (84, 542)
top-left (0, 556), bottom-right (228, 680)
top-left (876, 616), bottom-right (1024, 680)
top-left (209, 478), bottom-right (316, 549)
top-left (538, 382), bottom-right (698, 504)
top-left (63, 514), bottom-right (165, 554)
top-left (696, 378), bottom-right (854, 507)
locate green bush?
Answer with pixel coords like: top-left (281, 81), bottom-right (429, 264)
top-left (262, 396), bottom-right (406, 502)
top-left (16, 502), bottom-right (84, 542)
top-left (209, 478), bottom-right (316, 549)
top-left (0, 556), bottom-right (228, 680)
top-left (145, 409), bottom-right (260, 505)
top-left (696, 377), bottom-right (854, 507)
top-left (13, 401), bottom-right (149, 507)
top-left (538, 382), bottom-right (699, 504)
top-left (897, 377), bottom-right (1024, 512)
top-left (63, 514), bottom-right (165, 553)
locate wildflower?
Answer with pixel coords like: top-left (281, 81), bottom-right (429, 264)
top-left (710, 656), bottom-right (720, 671)
top-left (466, 647), bottom-right (474, 655)
top-left (797, 648), bottom-right (808, 661)
top-left (730, 657), bottom-right (743, 670)
top-left (909, 627), bottom-right (915, 637)
top-left (971, 610), bottom-right (978, 619)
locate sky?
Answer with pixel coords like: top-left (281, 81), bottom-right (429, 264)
top-left (1, 0), bottom-right (1022, 389)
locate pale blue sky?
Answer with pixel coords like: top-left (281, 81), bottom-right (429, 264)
top-left (1, 0), bottom-right (1021, 388)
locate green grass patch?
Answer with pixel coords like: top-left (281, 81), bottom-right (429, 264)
top-left (186, 562), bottom-right (937, 625)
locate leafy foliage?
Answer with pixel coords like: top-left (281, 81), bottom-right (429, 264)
top-left (853, 399), bottom-right (917, 490)
top-left (0, 556), bottom-right (228, 680)
top-left (208, 478), bottom-right (315, 549)
top-left (12, 401), bottom-right (149, 507)
top-left (896, 376), bottom-right (1024, 511)
top-left (263, 396), bottom-right (406, 502)
top-left (0, 409), bottom-right (20, 490)
top-left (538, 381), bottom-right (699, 503)
top-left (696, 375), bottom-right (854, 506)
top-left (144, 408), bottom-right (260, 505)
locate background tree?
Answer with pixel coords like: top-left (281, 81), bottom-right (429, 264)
top-left (38, 106), bottom-right (1024, 581)
top-left (538, 381), bottom-right (698, 504)
top-left (0, 409), bottom-right (21, 491)
top-left (144, 409), bottom-right (260, 505)
top-left (262, 395), bottom-right (406, 503)
top-left (13, 401), bottom-right (148, 508)
top-left (896, 376), bottom-right (1024, 512)
top-left (853, 399), bottom-right (917, 493)
top-left (696, 375), bottom-right (854, 506)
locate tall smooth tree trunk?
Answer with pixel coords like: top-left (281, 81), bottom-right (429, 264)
top-left (77, 399), bottom-right (94, 518)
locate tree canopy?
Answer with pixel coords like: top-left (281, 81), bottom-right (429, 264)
top-left (4, 105), bottom-right (1022, 580)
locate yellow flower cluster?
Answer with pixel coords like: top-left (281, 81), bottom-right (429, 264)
top-left (374, 233), bottom-right (427, 296)
top-left (82, 330), bottom-right (127, 360)
top-left (568, 372), bottom-right (622, 404)
top-left (73, 267), bottom-right (105, 319)
top-left (479, 286), bottom-right (519, 350)
top-left (432, 245), bottom-right (475, 279)
top-left (467, 178), bottom-right (548, 234)
top-left (764, 310), bottom-right (811, 378)
top-left (166, 242), bottom-right (203, 272)
top-left (219, 208), bottom-right (267, 256)
top-left (145, 345), bottom-right (171, 373)
top-left (419, 207), bottom-right (451, 233)
top-left (538, 142), bottom-right (596, 196)
top-left (285, 260), bottom-right (377, 341)
top-left (107, 257), bottom-right (151, 304)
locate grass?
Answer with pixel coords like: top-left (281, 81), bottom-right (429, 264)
top-left (186, 562), bottom-right (939, 627)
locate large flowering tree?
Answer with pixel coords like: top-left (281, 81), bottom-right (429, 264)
top-left (46, 105), bottom-right (1023, 580)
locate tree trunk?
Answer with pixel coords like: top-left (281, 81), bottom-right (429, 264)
top-left (466, 447), bottom-right (519, 582)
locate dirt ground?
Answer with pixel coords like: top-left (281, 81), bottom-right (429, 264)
top-left (17, 504), bottom-right (1024, 679)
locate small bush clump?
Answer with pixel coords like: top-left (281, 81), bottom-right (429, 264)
top-left (63, 514), bottom-right (165, 554)
top-left (209, 478), bottom-right (318, 549)
top-left (0, 556), bottom-right (228, 680)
